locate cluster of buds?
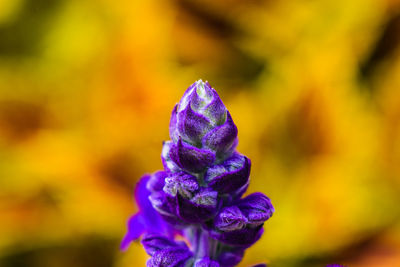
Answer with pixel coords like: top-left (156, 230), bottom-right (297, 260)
top-left (121, 80), bottom-right (274, 266)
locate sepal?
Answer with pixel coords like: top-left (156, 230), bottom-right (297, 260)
top-left (177, 189), bottom-right (219, 223)
top-left (205, 153), bottom-right (250, 194)
top-left (169, 138), bottom-right (215, 173)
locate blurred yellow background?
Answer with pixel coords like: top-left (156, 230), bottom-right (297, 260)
top-left (1, 0), bottom-right (400, 266)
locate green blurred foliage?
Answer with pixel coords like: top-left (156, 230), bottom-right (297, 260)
top-left (1, 0), bottom-right (400, 266)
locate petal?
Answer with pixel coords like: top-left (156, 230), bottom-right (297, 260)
top-left (202, 111), bottom-right (237, 157)
top-left (136, 176), bottom-right (171, 231)
top-left (214, 206), bottom-right (247, 232)
top-left (135, 175), bottom-right (153, 210)
top-left (120, 214), bottom-right (145, 251)
top-left (177, 104), bottom-right (211, 144)
top-left (194, 257), bottom-right (220, 267)
top-left (147, 171), bottom-right (167, 192)
top-left (205, 154), bottom-right (250, 194)
top-left (141, 234), bottom-right (188, 257)
top-left (147, 247), bottom-right (193, 267)
top-left (236, 193), bottom-right (274, 226)
top-left (170, 138), bottom-right (215, 173)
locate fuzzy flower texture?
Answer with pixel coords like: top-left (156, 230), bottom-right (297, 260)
top-left (121, 80), bottom-right (275, 267)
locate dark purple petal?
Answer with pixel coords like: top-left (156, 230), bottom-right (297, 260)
top-left (147, 247), bottom-right (193, 267)
top-left (214, 206), bottom-right (247, 232)
top-left (169, 105), bottom-right (179, 142)
top-left (163, 172), bottom-right (199, 199)
top-left (177, 103), bottom-right (211, 144)
top-left (147, 171), bottom-right (167, 192)
top-left (251, 264), bottom-right (267, 267)
top-left (211, 225), bottom-right (264, 247)
top-left (169, 138), bottom-right (215, 173)
top-left (202, 111), bottom-right (237, 157)
top-left (233, 181), bottom-right (249, 200)
top-left (217, 249), bottom-right (244, 267)
top-left (194, 257), bottom-right (220, 267)
top-left (236, 193), bottom-right (274, 226)
top-left (177, 189), bottom-right (218, 223)
top-left (141, 234), bottom-right (188, 256)
top-left (205, 154), bottom-right (250, 194)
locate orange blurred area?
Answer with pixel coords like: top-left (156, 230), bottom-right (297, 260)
top-left (1, 0), bottom-right (400, 266)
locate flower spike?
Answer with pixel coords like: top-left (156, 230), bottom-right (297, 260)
top-left (122, 80), bottom-right (274, 266)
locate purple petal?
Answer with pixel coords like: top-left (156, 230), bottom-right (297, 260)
top-left (205, 154), bottom-right (250, 194)
top-left (177, 189), bottom-right (218, 223)
top-left (163, 172), bottom-right (199, 199)
top-left (211, 225), bottom-right (264, 247)
top-left (134, 175), bottom-right (153, 210)
top-left (120, 214), bottom-right (145, 251)
top-left (134, 175), bottom-right (170, 231)
top-left (141, 234), bottom-right (188, 256)
top-left (169, 138), bottom-right (215, 173)
top-left (147, 247), bottom-right (193, 267)
top-left (214, 206), bottom-right (247, 232)
top-left (177, 104), bottom-right (211, 144)
top-left (236, 193), bottom-right (274, 226)
top-left (202, 111), bottom-right (237, 157)
top-left (194, 257), bottom-right (220, 267)
top-left (147, 171), bottom-right (167, 192)
top-left (121, 175), bottom-right (172, 250)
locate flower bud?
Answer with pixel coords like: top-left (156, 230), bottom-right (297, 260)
top-left (163, 172), bottom-right (199, 199)
top-left (214, 206), bottom-right (247, 232)
top-left (236, 193), bottom-right (274, 226)
top-left (169, 80), bottom-right (238, 165)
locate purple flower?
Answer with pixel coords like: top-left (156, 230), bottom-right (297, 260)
top-left (122, 80), bottom-right (274, 266)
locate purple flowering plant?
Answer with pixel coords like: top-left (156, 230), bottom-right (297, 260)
top-left (121, 80), bottom-right (275, 266)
